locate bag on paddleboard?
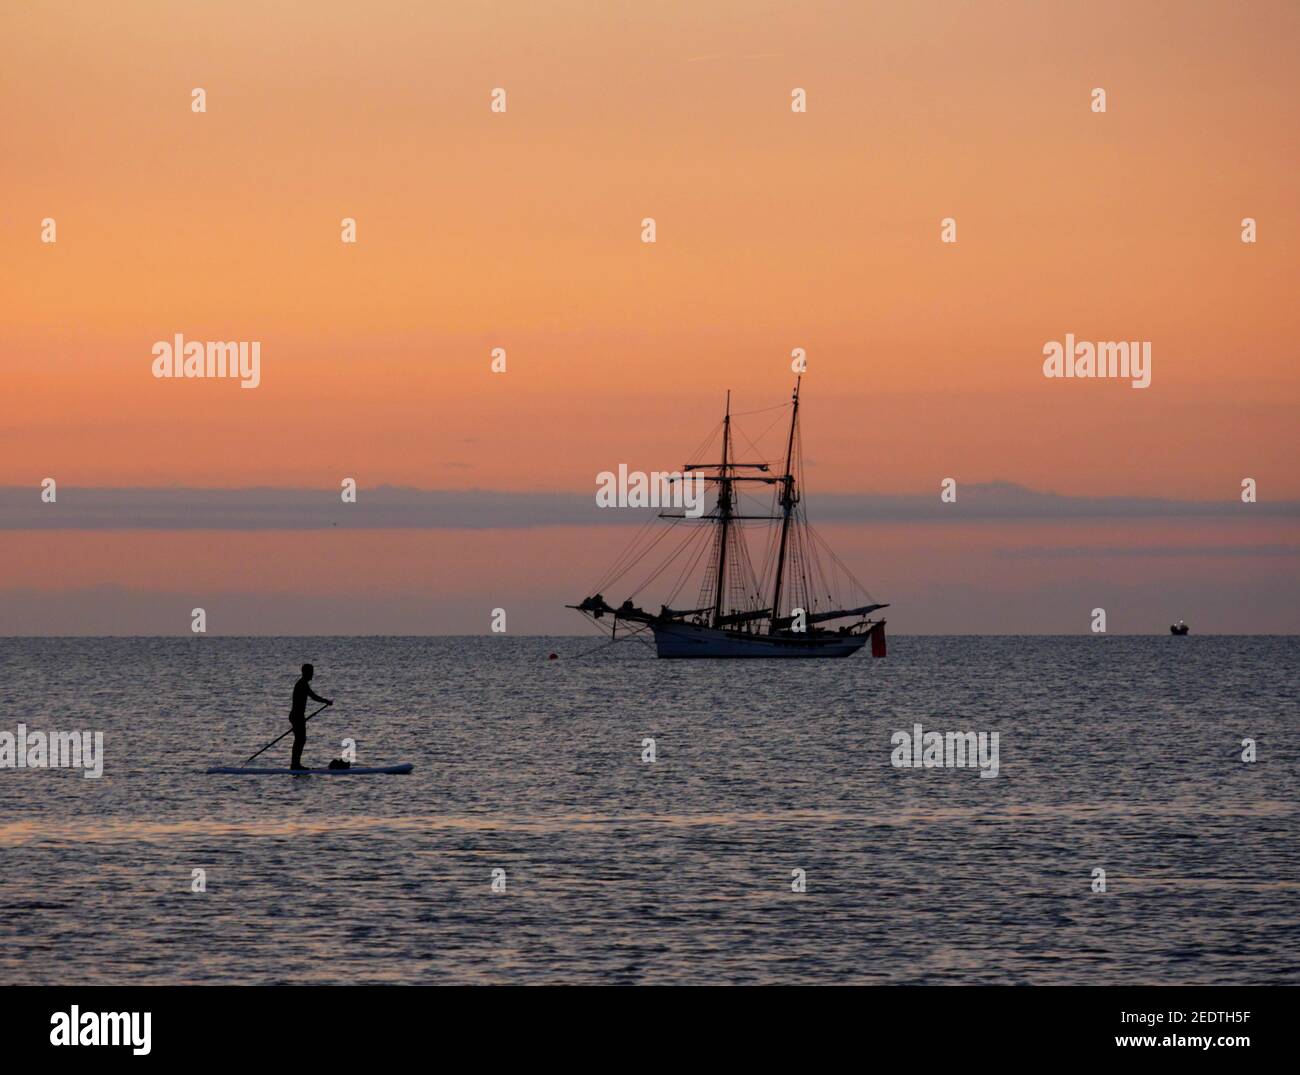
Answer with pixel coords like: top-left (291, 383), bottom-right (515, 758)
top-left (327, 758), bottom-right (352, 770)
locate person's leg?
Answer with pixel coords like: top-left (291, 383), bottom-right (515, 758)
top-left (291, 720), bottom-right (306, 769)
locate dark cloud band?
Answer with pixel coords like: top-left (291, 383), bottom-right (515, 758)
top-left (1, 482), bottom-right (1294, 530)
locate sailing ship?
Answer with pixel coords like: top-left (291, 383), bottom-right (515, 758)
top-left (569, 377), bottom-right (889, 657)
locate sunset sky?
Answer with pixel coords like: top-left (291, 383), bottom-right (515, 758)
top-left (1, 1), bottom-right (1296, 633)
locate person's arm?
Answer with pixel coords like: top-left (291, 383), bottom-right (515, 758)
top-left (308, 687), bottom-right (333, 705)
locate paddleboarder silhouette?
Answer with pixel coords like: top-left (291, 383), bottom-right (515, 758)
top-left (289, 664), bottom-right (332, 769)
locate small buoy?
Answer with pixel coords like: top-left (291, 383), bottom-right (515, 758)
top-left (548, 652), bottom-right (558, 660)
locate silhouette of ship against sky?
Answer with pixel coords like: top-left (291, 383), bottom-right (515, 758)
top-left (571, 378), bottom-right (888, 657)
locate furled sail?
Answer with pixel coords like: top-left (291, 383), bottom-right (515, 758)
top-left (569, 378), bottom-right (889, 658)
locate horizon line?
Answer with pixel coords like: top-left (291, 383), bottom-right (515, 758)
top-left (2, 481), bottom-right (1291, 530)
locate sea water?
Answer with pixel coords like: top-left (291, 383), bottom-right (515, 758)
top-left (0, 635), bottom-right (1295, 984)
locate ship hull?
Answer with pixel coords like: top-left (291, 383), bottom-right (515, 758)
top-left (649, 621), bottom-right (869, 658)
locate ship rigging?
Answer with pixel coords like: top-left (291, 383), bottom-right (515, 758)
top-left (569, 377), bottom-right (889, 658)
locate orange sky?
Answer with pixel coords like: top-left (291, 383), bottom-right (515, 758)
top-left (1, 2), bottom-right (1296, 632)
top-left (3, 0), bottom-right (1298, 493)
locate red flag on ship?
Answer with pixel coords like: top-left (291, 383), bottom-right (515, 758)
top-left (871, 622), bottom-right (887, 658)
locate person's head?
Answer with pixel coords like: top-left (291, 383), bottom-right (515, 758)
top-left (301, 663), bottom-right (314, 680)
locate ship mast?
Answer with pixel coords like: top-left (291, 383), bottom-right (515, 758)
top-left (711, 391), bottom-right (733, 624)
top-left (569, 376), bottom-right (890, 649)
top-left (768, 377), bottom-right (801, 628)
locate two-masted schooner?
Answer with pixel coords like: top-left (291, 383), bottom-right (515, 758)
top-left (569, 377), bottom-right (889, 657)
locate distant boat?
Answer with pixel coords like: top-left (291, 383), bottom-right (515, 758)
top-left (569, 377), bottom-right (888, 658)
top-left (1170, 620), bottom-right (1190, 636)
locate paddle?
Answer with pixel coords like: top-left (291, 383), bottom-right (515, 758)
top-left (240, 702), bottom-right (332, 766)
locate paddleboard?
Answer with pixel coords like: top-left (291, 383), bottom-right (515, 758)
top-left (205, 763), bottom-right (414, 775)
